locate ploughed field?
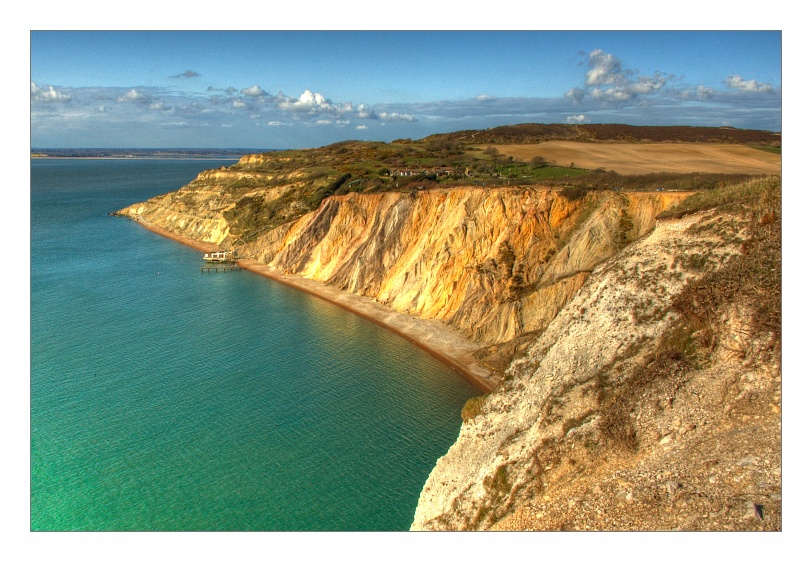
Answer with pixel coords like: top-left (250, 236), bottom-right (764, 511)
top-left (492, 141), bottom-right (781, 176)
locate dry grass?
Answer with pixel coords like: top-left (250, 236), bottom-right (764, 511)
top-left (489, 142), bottom-right (781, 176)
top-left (598, 177), bottom-right (781, 451)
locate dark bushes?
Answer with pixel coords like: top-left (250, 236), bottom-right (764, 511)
top-left (560, 187), bottom-right (587, 200)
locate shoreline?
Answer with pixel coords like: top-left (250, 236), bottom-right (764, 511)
top-left (33, 156), bottom-right (242, 161)
top-left (124, 216), bottom-right (497, 393)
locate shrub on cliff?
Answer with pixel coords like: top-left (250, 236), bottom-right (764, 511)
top-left (560, 187), bottom-right (587, 201)
top-left (306, 173), bottom-right (352, 209)
top-left (462, 396), bottom-right (487, 422)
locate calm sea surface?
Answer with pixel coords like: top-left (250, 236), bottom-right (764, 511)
top-left (30, 159), bottom-right (477, 531)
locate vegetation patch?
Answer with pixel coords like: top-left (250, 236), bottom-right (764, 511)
top-left (658, 176), bottom-right (778, 219)
top-left (613, 207), bottom-right (634, 250)
top-left (462, 395), bottom-right (487, 422)
top-left (596, 325), bottom-right (694, 451)
top-left (597, 177), bottom-right (780, 452)
top-left (306, 173), bottom-right (351, 209)
top-left (483, 464), bottom-right (512, 496)
top-left (191, 128), bottom-right (779, 248)
top-left (671, 177), bottom-right (780, 347)
top-left (560, 186), bottom-right (587, 201)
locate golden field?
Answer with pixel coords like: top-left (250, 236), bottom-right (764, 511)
top-left (490, 141), bottom-right (781, 175)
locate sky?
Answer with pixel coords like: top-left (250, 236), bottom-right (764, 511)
top-left (29, 30), bottom-right (782, 150)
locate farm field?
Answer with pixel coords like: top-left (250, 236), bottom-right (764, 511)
top-left (491, 141), bottom-right (781, 175)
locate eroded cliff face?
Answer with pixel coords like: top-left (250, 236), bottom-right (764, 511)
top-left (115, 161), bottom-right (313, 245)
top-left (411, 202), bottom-right (781, 531)
top-left (267, 189), bottom-right (687, 346)
top-left (117, 165), bottom-right (780, 531)
top-left (119, 183), bottom-right (684, 348)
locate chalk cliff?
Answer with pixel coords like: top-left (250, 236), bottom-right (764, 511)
top-left (116, 152), bottom-right (780, 531)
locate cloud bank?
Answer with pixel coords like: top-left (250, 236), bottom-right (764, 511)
top-left (30, 49), bottom-right (780, 149)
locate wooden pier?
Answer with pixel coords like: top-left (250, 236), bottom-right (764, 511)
top-left (201, 264), bottom-right (242, 273)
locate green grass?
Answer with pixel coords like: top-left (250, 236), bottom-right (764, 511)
top-left (750, 145), bottom-right (781, 155)
top-left (528, 166), bottom-right (590, 180)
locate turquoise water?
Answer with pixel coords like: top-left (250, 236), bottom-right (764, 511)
top-left (30, 159), bottom-right (477, 531)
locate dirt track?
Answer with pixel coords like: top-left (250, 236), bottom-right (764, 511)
top-left (493, 142), bottom-right (781, 175)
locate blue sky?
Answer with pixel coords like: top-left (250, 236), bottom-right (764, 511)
top-left (30, 30), bottom-right (782, 149)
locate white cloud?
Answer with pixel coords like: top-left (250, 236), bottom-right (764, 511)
top-left (273, 90), bottom-right (414, 122)
top-left (173, 70), bottom-right (200, 79)
top-left (279, 90), bottom-right (337, 113)
top-left (590, 87), bottom-right (632, 102)
top-left (565, 87), bottom-right (585, 102)
top-left (335, 102), bottom-right (354, 114)
top-left (241, 85), bottom-right (267, 97)
top-left (726, 74), bottom-right (774, 93)
top-left (29, 47), bottom-right (782, 149)
top-left (627, 75), bottom-right (667, 95)
top-left (696, 85), bottom-right (715, 100)
top-left (116, 89), bottom-right (149, 103)
top-left (573, 50), bottom-right (670, 106)
top-left (31, 82), bottom-right (71, 103)
top-left (585, 50), bottom-right (624, 86)
top-left (356, 103), bottom-right (377, 119)
top-left (378, 112), bottom-right (415, 122)
top-left (678, 85), bottom-right (715, 101)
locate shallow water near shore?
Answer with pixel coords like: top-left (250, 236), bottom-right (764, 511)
top-left (30, 159), bottom-right (477, 531)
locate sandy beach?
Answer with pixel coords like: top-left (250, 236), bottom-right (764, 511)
top-left (126, 217), bottom-right (497, 393)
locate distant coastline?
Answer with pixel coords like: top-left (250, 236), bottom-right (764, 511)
top-left (31, 148), bottom-right (272, 160)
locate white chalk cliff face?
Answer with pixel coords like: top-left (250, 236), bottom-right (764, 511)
top-left (411, 203), bottom-right (781, 531)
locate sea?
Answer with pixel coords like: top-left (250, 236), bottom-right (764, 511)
top-left (30, 158), bottom-right (477, 531)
